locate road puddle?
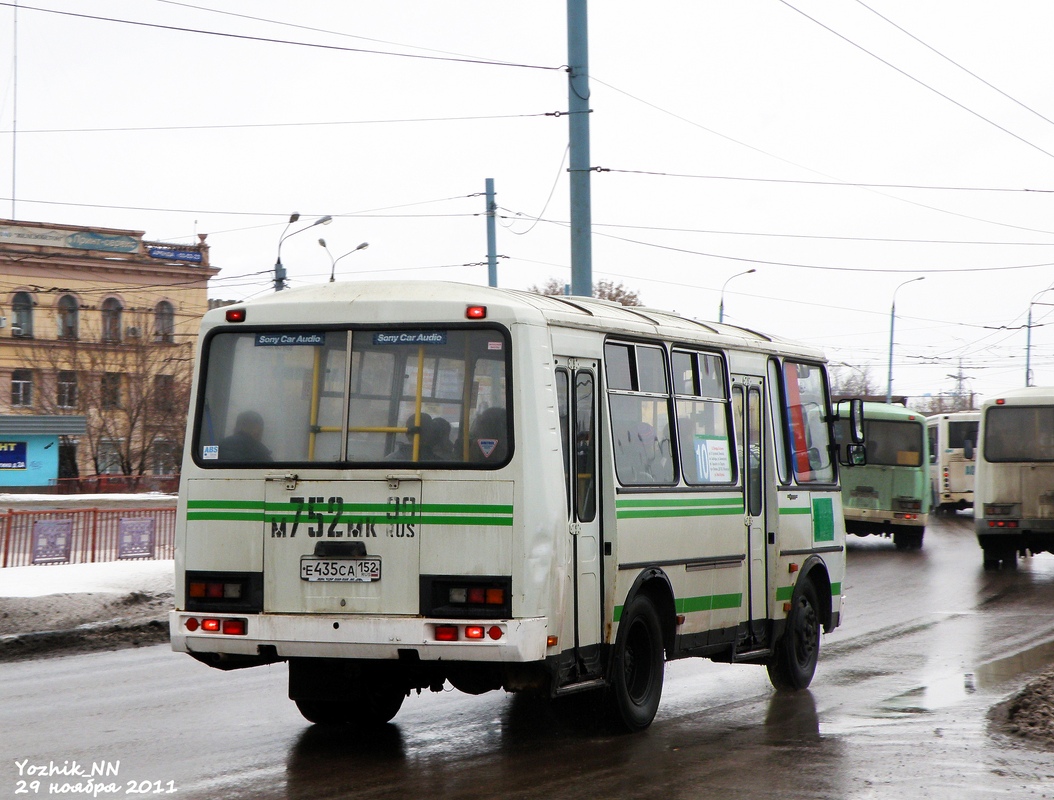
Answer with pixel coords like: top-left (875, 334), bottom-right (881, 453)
top-left (879, 638), bottom-right (1054, 714)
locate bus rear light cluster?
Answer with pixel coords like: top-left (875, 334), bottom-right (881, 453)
top-left (988, 520), bottom-right (1019, 529)
top-left (893, 499), bottom-right (922, 512)
top-left (894, 513), bottom-right (919, 521)
top-left (433, 624), bottom-right (504, 642)
top-left (184, 617), bottom-right (248, 635)
top-left (189, 580), bottom-right (244, 600)
top-left (984, 503), bottom-right (1018, 517)
top-left (448, 586), bottom-right (505, 606)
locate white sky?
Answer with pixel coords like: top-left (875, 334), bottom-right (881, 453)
top-left (2, 1), bottom-right (1054, 403)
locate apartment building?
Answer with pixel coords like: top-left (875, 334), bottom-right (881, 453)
top-left (0, 218), bottom-right (218, 487)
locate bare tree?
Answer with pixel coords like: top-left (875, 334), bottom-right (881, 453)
top-left (528, 277), bottom-right (642, 307)
top-left (830, 364), bottom-right (878, 399)
top-left (19, 309), bottom-right (193, 477)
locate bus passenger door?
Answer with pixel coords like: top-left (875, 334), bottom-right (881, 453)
top-left (733, 379), bottom-right (769, 641)
top-left (556, 360), bottom-right (602, 666)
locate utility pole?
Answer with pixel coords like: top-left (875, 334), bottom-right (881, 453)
top-left (485, 178), bottom-right (498, 287)
top-left (566, 0), bottom-right (592, 298)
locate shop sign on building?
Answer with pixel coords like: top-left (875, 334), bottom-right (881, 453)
top-left (0, 441), bottom-right (27, 470)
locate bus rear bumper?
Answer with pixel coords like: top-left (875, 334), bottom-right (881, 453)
top-left (170, 611), bottom-right (550, 663)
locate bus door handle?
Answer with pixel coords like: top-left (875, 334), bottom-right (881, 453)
top-left (265, 473), bottom-right (300, 490)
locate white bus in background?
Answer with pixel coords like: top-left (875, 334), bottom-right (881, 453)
top-left (927, 410), bottom-right (979, 514)
top-left (170, 281), bottom-right (863, 732)
top-left (975, 388), bottom-right (1054, 570)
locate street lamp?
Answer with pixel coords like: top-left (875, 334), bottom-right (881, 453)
top-left (274, 214), bottom-right (333, 291)
top-left (885, 276), bottom-right (925, 404)
top-left (1025, 285), bottom-right (1054, 386)
top-left (320, 239), bottom-right (369, 282)
top-left (718, 268), bottom-right (756, 323)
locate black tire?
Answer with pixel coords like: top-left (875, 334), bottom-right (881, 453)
top-left (608, 594), bottom-right (665, 732)
top-left (767, 579), bottom-right (821, 692)
top-left (295, 686), bottom-right (405, 727)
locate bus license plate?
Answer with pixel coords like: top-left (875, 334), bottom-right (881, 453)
top-left (300, 557), bottom-right (381, 582)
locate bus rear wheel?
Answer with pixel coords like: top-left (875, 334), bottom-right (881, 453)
top-left (767, 579), bottom-right (820, 691)
top-left (295, 687), bottom-right (405, 727)
top-left (608, 594), bottom-right (665, 732)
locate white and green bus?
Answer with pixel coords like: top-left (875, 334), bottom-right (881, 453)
top-left (170, 281), bottom-right (863, 731)
top-left (975, 387), bottom-right (1054, 570)
top-left (927, 410), bottom-right (979, 514)
top-left (836, 401), bottom-right (930, 550)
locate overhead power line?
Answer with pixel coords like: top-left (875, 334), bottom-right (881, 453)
top-left (0, 2), bottom-right (562, 71)
top-left (777, 0), bottom-right (1054, 162)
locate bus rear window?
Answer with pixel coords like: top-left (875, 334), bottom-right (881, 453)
top-left (194, 328), bottom-right (510, 467)
top-left (984, 406), bottom-right (1054, 462)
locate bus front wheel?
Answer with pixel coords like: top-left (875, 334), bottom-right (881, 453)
top-left (767, 579), bottom-right (820, 691)
top-left (608, 594), bottom-right (665, 732)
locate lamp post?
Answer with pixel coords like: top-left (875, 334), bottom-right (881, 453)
top-left (718, 268), bottom-right (756, 323)
top-left (1025, 287), bottom-right (1054, 386)
top-left (274, 214), bottom-right (333, 291)
top-left (320, 239), bottom-right (369, 282)
top-left (885, 276), bottom-right (924, 404)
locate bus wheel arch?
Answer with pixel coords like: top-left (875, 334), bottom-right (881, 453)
top-left (607, 571), bottom-right (675, 732)
top-left (768, 559), bottom-right (829, 692)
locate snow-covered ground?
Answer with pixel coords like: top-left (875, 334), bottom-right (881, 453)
top-left (0, 558), bottom-right (174, 598)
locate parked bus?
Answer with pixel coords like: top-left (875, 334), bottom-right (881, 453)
top-left (836, 401), bottom-right (929, 549)
top-left (170, 281), bottom-right (863, 732)
top-left (975, 387), bottom-right (1054, 570)
top-left (927, 410), bottom-right (979, 513)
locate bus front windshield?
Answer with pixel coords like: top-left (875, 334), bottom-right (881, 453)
top-left (862, 420), bottom-right (923, 467)
top-left (194, 327), bottom-right (510, 467)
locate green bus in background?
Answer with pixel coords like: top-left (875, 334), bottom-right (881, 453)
top-left (836, 401), bottom-right (930, 550)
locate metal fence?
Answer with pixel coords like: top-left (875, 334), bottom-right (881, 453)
top-left (0, 506), bottom-right (176, 567)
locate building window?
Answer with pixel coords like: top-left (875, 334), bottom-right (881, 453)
top-left (153, 374), bottom-right (175, 412)
top-left (58, 295), bottom-right (79, 339)
top-left (102, 372), bottom-right (122, 409)
top-left (11, 369), bottom-right (33, 407)
top-left (101, 297), bottom-right (123, 343)
top-left (154, 301), bottom-right (174, 343)
top-left (149, 440), bottom-right (179, 475)
top-left (97, 440), bottom-right (123, 474)
top-left (58, 370), bottom-right (78, 409)
top-left (12, 292), bottom-right (33, 338)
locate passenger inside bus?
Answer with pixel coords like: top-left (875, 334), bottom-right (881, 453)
top-left (218, 410), bottom-right (272, 462)
top-left (388, 413), bottom-right (447, 461)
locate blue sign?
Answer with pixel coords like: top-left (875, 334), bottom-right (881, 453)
top-left (0, 441), bottom-right (27, 470)
top-left (148, 246), bottom-right (204, 263)
top-left (255, 332), bottom-right (326, 347)
top-left (372, 332), bottom-right (447, 346)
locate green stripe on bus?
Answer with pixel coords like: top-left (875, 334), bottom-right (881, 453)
top-left (615, 497), bottom-right (744, 520)
top-left (616, 497), bottom-right (741, 509)
top-left (187, 501), bottom-right (513, 527)
top-left (614, 592), bottom-right (743, 622)
top-left (776, 583), bottom-right (842, 601)
top-left (779, 507), bottom-right (811, 515)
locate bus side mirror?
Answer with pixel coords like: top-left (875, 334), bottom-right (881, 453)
top-left (845, 443), bottom-right (866, 467)
top-left (964, 439), bottom-right (974, 460)
top-left (848, 398), bottom-right (865, 443)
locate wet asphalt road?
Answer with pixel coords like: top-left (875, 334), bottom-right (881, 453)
top-left (3, 512), bottom-right (1054, 800)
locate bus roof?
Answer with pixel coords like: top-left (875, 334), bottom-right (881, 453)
top-left (980, 386), bottom-right (1054, 407)
top-left (207, 280), bottom-right (828, 361)
top-left (839, 400), bottom-right (927, 422)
